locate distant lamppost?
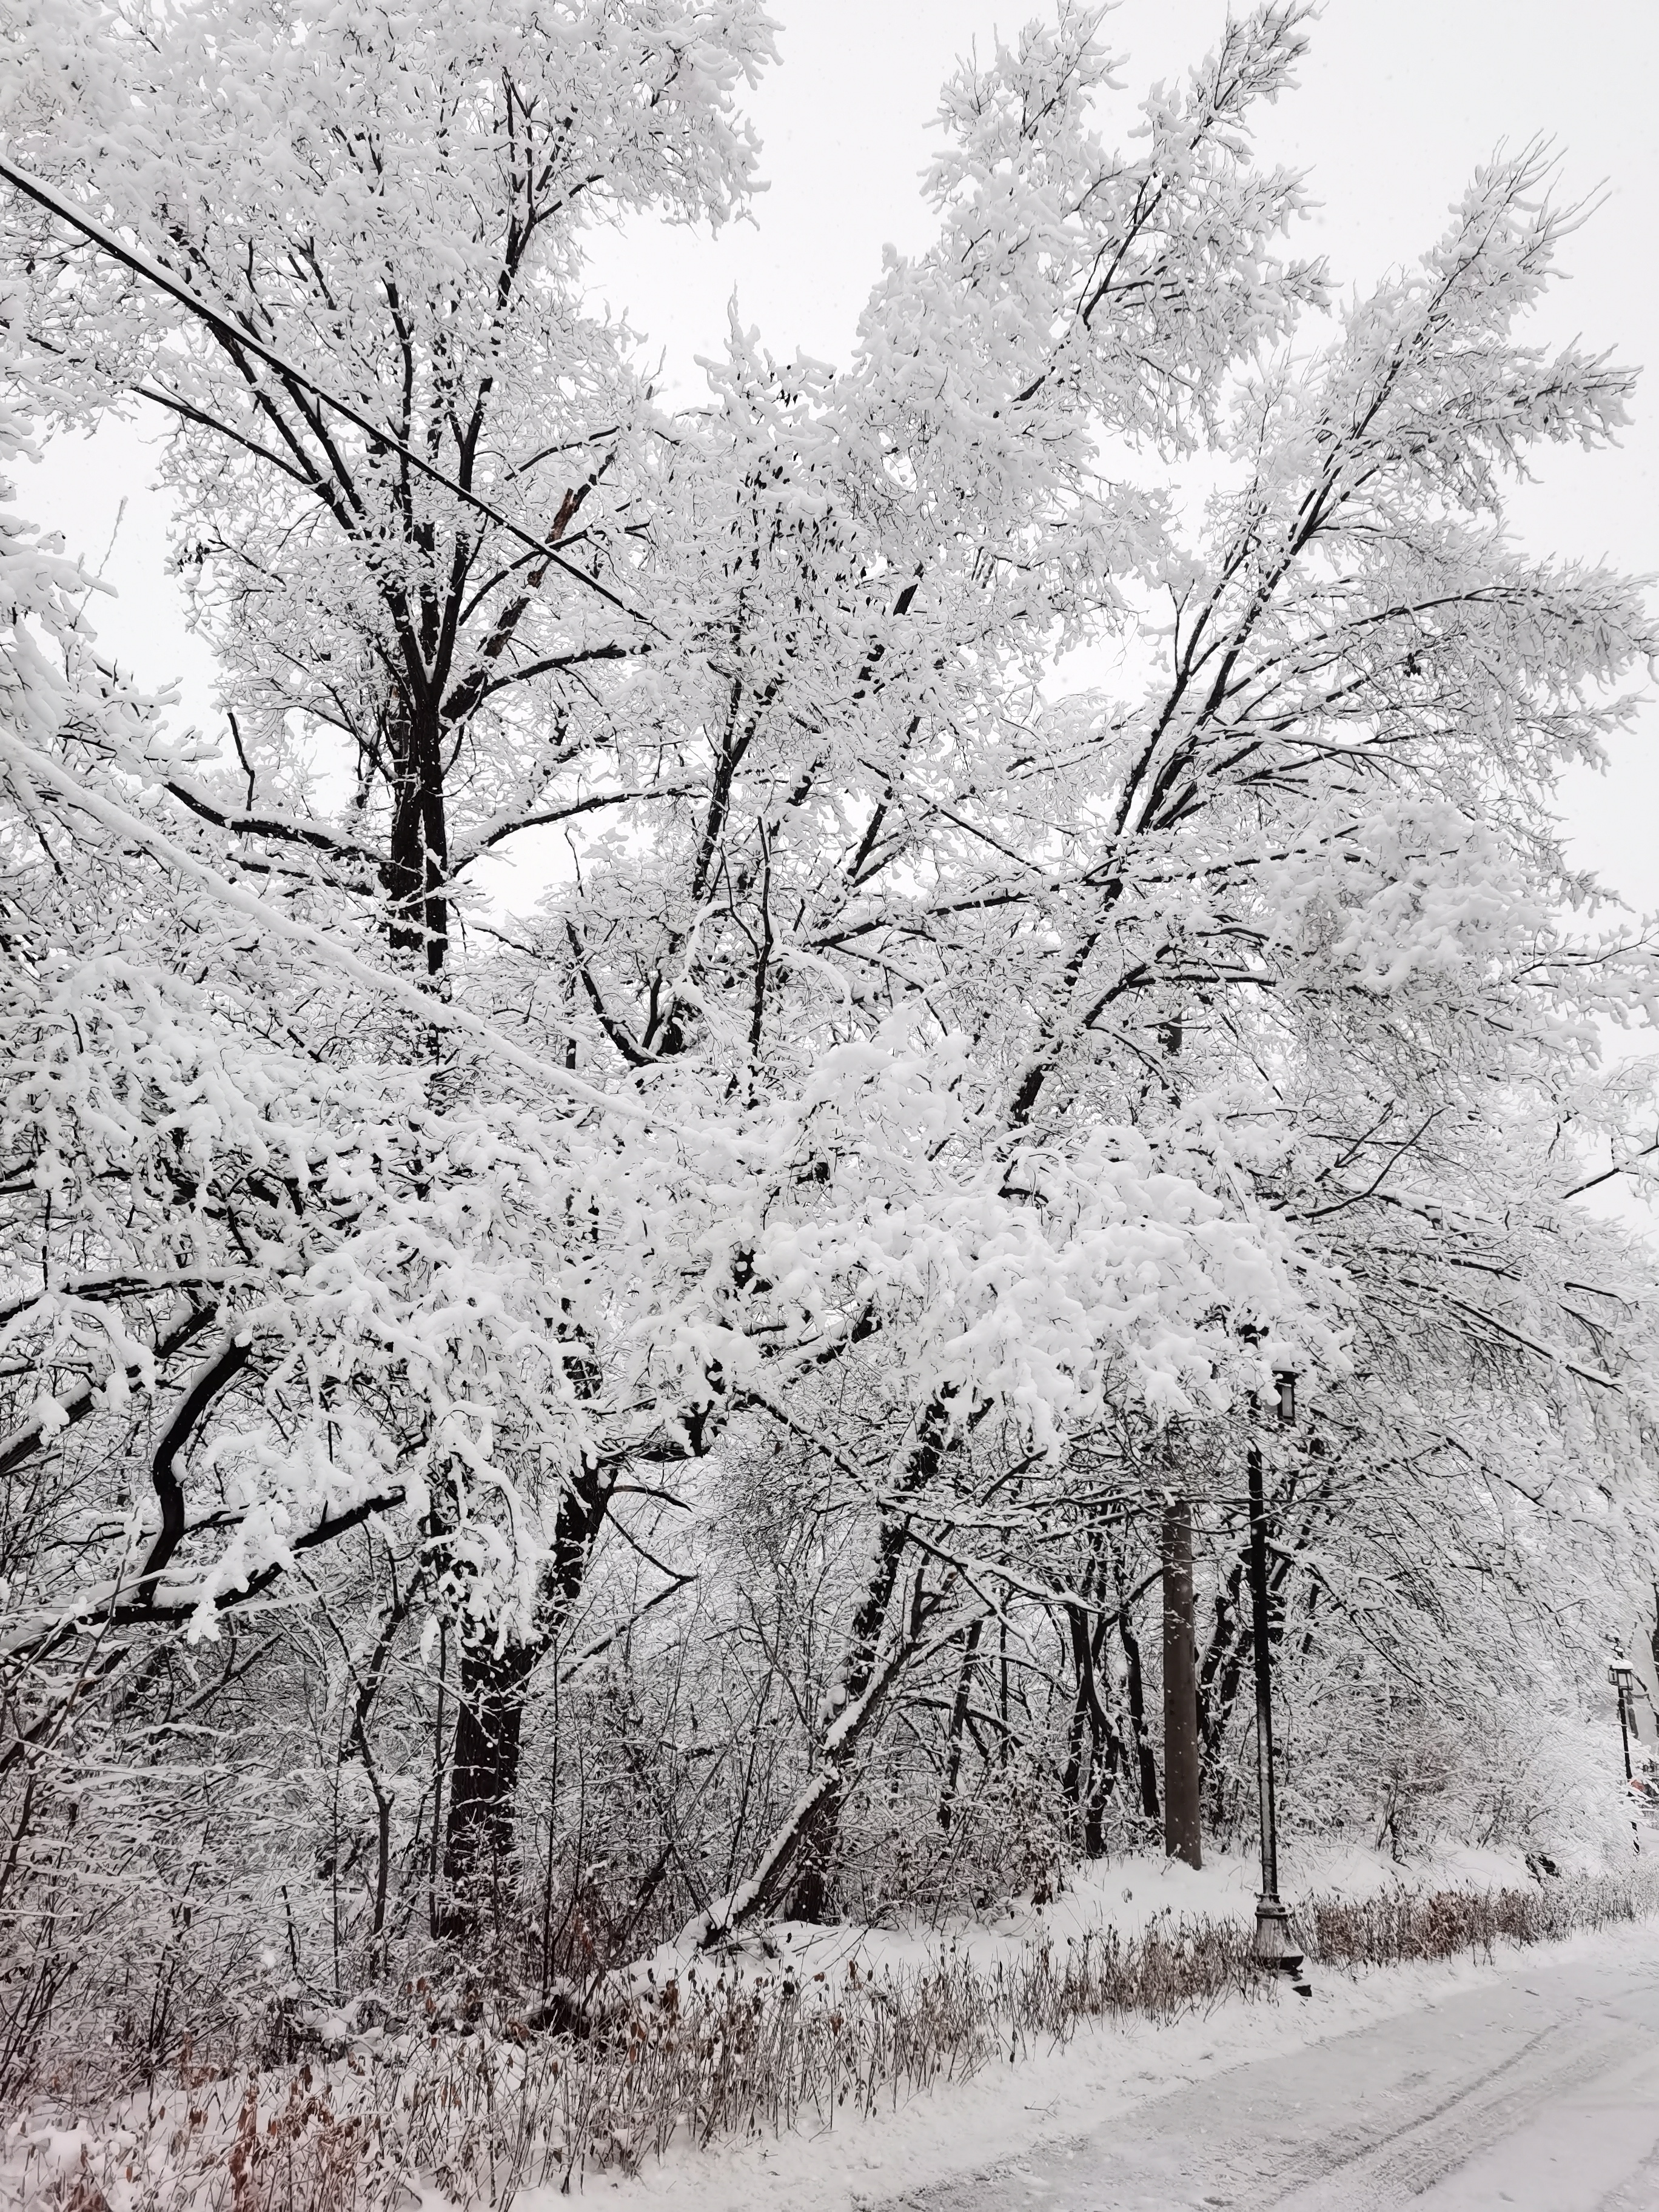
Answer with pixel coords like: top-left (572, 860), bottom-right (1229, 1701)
top-left (1249, 1370), bottom-right (1304, 1978)
top-left (1610, 1658), bottom-right (1637, 1782)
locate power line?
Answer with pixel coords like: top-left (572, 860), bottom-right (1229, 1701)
top-left (0, 150), bottom-right (657, 632)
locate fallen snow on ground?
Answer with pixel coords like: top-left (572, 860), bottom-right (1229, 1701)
top-left (596, 1925), bottom-right (1659, 2212)
top-left (862, 1937), bottom-right (1659, 2211)
top-left (8, 1845), bottom-right (1641, 2211)
top-left (587, 1848), bottom-right (1654, 2212)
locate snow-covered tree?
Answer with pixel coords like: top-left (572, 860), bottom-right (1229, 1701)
top-left (0, 0), bottom-right (1654, 2085)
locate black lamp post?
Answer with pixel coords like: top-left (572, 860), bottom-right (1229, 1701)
top-left (1610, 1659), bottom-right (1636, 1782)
top-left (1249, 1370), bottom-right (1304, 1977)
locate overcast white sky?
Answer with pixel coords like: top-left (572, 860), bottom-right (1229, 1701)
top-left (22, 0), bottom-right (1659, 918)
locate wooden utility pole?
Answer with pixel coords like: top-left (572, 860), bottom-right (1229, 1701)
top-left (1161, 1493), bottom-right (1202, 1866)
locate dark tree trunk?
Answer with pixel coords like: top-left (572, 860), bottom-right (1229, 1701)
top-left (1061, 1610), bottom-right (1090, 1812)
top-left (1061, 1600), bottom-right (1122, 1857)
top-left (438, 1452), bottom-right (611, 1930)
top-left (1119, 1606), bottom-right (1160, 1823)
top-left (1197, 1558), bottom-right (1247, 1756)
top-left (384, 698), bottom-right (449, 976)
top-left (1161, 1496), bottom-right (1201, 1867)
top-left (441, 1635), bottom-right (538, 1906)
top-left (1198, 1556), bottom-right (1250, 1823)
top-left (939, 1614), bottom-right (985, 1834)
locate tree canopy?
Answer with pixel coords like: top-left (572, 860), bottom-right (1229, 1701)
top-left (1, 0), bottom-right (1655, 2086)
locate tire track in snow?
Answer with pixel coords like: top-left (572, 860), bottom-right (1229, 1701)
top-left (879, 1954), bottom-right (1659, 2210)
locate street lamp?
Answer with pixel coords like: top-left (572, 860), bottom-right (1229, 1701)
top-left (1610, 1658), bottom-right (1636, 1782)
top-left (1248, 1370), bottom-right (1304, 1979)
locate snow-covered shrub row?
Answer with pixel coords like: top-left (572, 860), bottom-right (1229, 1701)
top-left (0, 0), bottom-right (1656, 2139)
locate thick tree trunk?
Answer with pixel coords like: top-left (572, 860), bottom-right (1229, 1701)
top-left (1061, 1612), bottom-right (1090, 1810)
top-left (438, 1452), bottom-right (611, 1931)
top-left (384, 699), bottom-right (449, 976)
top-left (1161, 1496), bottom-right (1201, 1868)
top-left (441, 1636), bottom-right (537, 1908)
top-left (138, 1334), bottom-right (252, 1602)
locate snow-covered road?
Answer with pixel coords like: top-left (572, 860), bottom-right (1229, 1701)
top-left (885, 1951), bottom-right (1659, 2211)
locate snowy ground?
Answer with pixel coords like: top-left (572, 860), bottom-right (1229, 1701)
top-left (10, 1848), bottom-right (1651, 2209)
top-left (881, 1942), bottom-right (1659, 2210)
top-left (591, 1854), bottom-right (1659, 2212)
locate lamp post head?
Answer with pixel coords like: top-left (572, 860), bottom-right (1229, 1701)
top-left (1611, 1659), bottom-right (1636, 1695)
top-left (1274, 1371), bottom-right (1296, 1427)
